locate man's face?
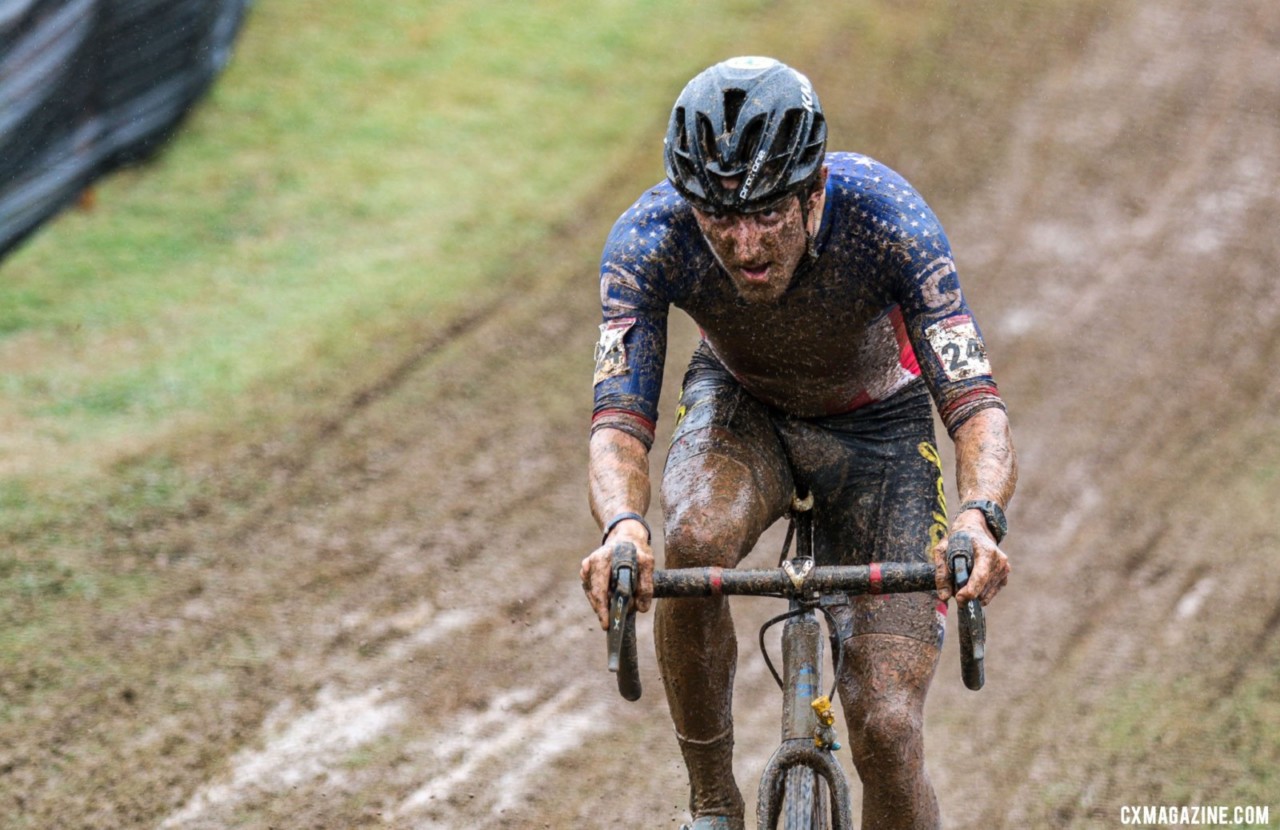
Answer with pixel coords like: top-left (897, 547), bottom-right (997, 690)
top-left (691, 178), bottom-right (823, 304)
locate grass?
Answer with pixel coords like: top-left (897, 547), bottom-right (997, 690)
top-left (1082, 667), bottom-right (1280, 813)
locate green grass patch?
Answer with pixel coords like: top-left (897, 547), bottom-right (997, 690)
top-left (1088, 669), bottom-right (1280, 808)
top-left (1, 0), bottom-right (787, 487)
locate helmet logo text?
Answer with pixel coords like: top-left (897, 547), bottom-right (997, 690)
top-left (740, 148), bottom-right (768, 200)
top-left (795, 72), bottom-right (814, 113)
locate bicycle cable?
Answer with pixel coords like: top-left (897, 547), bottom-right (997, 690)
top-left (758, 607), bottom-right (805, 690)
top-left (757, 602), bottom-right (844, 703)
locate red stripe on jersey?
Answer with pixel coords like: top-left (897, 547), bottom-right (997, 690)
top-left (937, 385), bottom-right (1002, 424)
top-left (889, 305), bottom-right (921, 376)
top-left (843, 390), bottom-right (873, 411)
top-left (592, 408), bottom-right (657, 433)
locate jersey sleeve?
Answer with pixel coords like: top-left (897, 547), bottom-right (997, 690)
top-left (590, 204), bottom-right (673, 450)
top-left (888, 193), bottom-right (1006, 436)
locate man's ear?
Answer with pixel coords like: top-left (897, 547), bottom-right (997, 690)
top-left (808, 166), bottom-right (829, 209)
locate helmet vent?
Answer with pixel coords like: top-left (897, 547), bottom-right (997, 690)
top-left (776, 109), bottom-right (804, 157)
top-left (739, 115), bottom-right (766, 162)
top-left (696, 114), bottom-right (718, 163)
top-left (722, 88), bottom-right (747, 132)
top-left (805, 112), bottom-right (827, 156)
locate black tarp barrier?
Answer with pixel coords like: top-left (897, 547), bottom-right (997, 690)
top-left (0, 0), bottom-right (249, 260)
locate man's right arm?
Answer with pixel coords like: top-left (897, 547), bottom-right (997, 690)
top-left (584, 187), bottom-right (683, 628)
top-left (588, 426), bottom-right (651, 530)
top-left (580, 427), bottom-right (655, 630)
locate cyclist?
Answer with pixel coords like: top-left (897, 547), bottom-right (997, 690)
top-left (580, 56), bottom-right (1017, 830)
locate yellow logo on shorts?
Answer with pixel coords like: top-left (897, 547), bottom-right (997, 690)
top-left (668, 389), bottom-right (689, 449)
top-left (918, 441), bottom-right (948, 552)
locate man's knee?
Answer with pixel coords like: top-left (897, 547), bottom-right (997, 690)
top-left (662, 449), bottom-right (776, 567)
top-left (663, 505), bottom-right (749, 568)
top-left (847, 698), bottom-right (925, 768)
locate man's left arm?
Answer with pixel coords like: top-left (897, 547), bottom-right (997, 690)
top-left (877, 177), bottom-right (1018, 603)
top-left (934, 405), bottom-right (1018, 605)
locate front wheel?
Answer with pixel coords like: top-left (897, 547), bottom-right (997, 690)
top-left (781, 765), bottom-right (830, 830)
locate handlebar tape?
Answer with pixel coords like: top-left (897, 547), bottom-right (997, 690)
top-left (948, 532), bottom-right (986, 691)
top-left (607, 542), bottom-right (642, 701)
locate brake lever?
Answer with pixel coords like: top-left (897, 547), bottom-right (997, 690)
top-left (607, 541), bottom-right (642, 701)
top-left (948, 531), bottom-right (986, 691)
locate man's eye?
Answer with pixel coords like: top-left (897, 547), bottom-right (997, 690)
top-left (757, 208), bottom-right (782, 222)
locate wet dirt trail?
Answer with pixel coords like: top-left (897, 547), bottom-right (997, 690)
top-left (6, 2), bottom-right (1279, 828)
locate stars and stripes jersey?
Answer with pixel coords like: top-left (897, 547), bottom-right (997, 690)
top-left (591, 152), bottom-right (1005, 449)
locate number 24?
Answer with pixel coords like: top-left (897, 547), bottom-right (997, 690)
top-left (940, 339), bottom-right (983, 371)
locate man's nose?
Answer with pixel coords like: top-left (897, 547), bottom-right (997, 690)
top-left (726, 216), bottom-right (763, 246)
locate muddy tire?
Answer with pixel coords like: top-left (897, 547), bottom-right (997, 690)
top-left (781, 765), bottom-right (831, 830)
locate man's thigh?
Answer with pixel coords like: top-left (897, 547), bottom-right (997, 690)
top-left (660, 367), bottom-right (793, 568)
top-left (825, 430), bottom-right (944, 761)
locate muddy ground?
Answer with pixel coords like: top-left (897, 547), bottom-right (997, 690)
top-left (4, 1), bottom-right (1280, 827)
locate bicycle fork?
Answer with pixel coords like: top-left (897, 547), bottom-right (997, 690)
top-left (757, 605), bottom-right (854, 829)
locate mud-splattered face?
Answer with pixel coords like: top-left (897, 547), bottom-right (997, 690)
top-left (692, 173), bottom-right (826, 304)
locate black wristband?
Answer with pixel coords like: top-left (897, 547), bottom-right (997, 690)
top-left (602, 511), bottom-right (651, 545)
top-left (959, 499), bottom-right (1007, 544)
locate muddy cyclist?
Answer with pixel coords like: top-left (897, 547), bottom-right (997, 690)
top-left (580, 56), bottom-right (1017, 830)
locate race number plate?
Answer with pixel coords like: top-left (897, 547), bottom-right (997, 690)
top-left (925, 316), bottom-right (991, 382)
top-left (593, 318), bottom-right (635, 385)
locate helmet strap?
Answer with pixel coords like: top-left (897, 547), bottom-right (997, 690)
top-left (799, 185), bottom-right (819, 260)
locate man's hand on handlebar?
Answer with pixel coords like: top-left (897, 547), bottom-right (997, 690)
top-left (580, 519), bottom-right (655, 630)
top-left (932, 511), bottom-right (1010, 606)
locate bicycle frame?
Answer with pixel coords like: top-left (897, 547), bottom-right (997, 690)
top-left (755, 599), bottom-right (853, 829)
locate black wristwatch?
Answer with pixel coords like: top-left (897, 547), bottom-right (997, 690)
top-left (959, 499), bottom-right (1007, 543)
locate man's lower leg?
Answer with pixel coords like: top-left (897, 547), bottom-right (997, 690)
top-left (840, 633), bottom-right (941, 830)
top-left (656, 594), bottom-right (745, 820)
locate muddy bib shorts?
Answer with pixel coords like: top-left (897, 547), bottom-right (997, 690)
top-left (664, 346), bottom-right (948, 649)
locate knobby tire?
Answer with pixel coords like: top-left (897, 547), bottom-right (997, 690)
top-left (781, 765), bottom-right (831, 830)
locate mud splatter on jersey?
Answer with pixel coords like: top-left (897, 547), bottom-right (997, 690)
top-left (592, 152), bottom-right (1003, 448)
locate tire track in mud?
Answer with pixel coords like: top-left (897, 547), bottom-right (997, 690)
top-left (131, 242), bottom-right (682, 828)
top-left (387, 683), bottom-right (609, 826)
top-left (159, 685), bottom-right (409, 828)
top-left (158, 636), bottom-right (612, 830)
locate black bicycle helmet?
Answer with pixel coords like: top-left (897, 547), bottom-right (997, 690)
top-left (664, 56), bottom-right (827, 214)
